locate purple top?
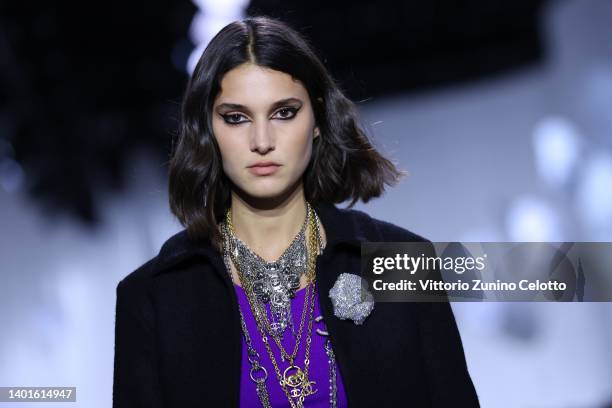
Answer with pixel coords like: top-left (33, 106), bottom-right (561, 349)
top-left (234, 281), bottom-right (348, 407)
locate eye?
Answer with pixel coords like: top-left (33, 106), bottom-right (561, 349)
top-left (273, 107), bottom-right (299, 120)
top-left (221, 113), bottom-right (248, 125)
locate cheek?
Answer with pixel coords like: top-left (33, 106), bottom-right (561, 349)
top-left (288, 117), bottom-right (315, 155)
top-left (217, 141), bottom-right (239, 172)
top-left (211, 133), bottom-right (237, 175)
top-left (302, 138), bottom-right (314, 162)
top-left (287, 133), bottom-right (314, 169)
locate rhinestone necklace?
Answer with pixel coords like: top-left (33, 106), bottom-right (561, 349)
top-left (225, 203), bottom-right (312, 338)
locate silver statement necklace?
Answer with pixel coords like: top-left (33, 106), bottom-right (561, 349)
top-left (223, 203), bottom-right (312, 338)
top-left (220, 203), bottom-right (339, 407)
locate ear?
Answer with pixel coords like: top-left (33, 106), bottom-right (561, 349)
top-left (314, 126), bottom-right (320, 139)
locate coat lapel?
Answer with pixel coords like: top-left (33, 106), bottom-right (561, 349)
top-left (312, 202), bottom-right (384, 406)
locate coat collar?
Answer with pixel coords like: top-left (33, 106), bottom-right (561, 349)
top-left (150, 202), bottom-right (379, 406)
top-left (152, 202), bottom-right (372, 276)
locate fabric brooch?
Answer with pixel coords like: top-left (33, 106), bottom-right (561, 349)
top-left (328, 273), bottom-right (375, 325)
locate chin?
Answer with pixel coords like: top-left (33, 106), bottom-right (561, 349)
top-left (246, 187), bottom-right (288, 199)
top-left (240, 178), bottom-right (302, 201)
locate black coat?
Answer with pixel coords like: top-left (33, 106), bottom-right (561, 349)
top-left (113, 202), bottom-right (480, 407)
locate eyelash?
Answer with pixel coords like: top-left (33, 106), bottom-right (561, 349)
top-left (221, 107), bottom-right (300, 126)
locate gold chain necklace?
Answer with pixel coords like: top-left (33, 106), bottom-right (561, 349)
top-left (226, 203), bottom-right (322, 407)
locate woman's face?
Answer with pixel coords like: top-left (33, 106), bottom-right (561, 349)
top-left (211, 63), bottom-right (319, 202)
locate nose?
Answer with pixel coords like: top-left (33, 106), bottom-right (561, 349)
top-left (249, 121), bottom-right (275, 154)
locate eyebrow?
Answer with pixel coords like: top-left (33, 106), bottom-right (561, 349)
top-left (214, 97), bottom-right (303, 114)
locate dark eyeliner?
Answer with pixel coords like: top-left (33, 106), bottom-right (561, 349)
top-left (220, 112), bottom-right (247, 125)
top-left (274, 106), bottom-right (301, 120)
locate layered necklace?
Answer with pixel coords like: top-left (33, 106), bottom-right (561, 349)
top-left (220, 202), bottom-right (338, 408)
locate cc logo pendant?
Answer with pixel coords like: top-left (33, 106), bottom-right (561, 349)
top-left (301, 380), bottom-right (317, 397)
top-left (283, 365), bottom-right (318, 400)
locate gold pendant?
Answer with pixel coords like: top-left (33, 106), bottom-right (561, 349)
top-left (300, 380), bottom-right (317, 397)
top-left (288, 381), bottom-right (317, 399)
top-left (283, 365), bottom-right (318, 400)
top-left (282, 365), bottom-right (305, 388)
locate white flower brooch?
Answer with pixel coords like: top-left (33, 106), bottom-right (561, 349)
top-left (328, 273), bottom-right (375, 325)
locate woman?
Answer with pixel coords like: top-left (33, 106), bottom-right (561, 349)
top-left (113, 16), bottom-right (479, 408)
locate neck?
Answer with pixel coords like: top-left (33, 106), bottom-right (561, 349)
top-left (229, 180), bottom-right (308, 262)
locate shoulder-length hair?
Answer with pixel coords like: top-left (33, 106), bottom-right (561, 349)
top-left (169, 15), bottom-right (405, 250)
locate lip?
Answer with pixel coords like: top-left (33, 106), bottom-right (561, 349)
top-left (249, 161), bottom-right (281, 167)
top-left (248, 163), bottom-right (281, 176)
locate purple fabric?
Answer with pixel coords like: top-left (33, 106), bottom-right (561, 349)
top-left (234, 281), bottom-right (348, 407)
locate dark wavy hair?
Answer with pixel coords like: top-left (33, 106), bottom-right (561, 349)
top-left (169, 15), bottom-right (405, 250)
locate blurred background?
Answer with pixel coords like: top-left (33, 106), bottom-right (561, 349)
top-left (1, 0), bottom-right (611, 406)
